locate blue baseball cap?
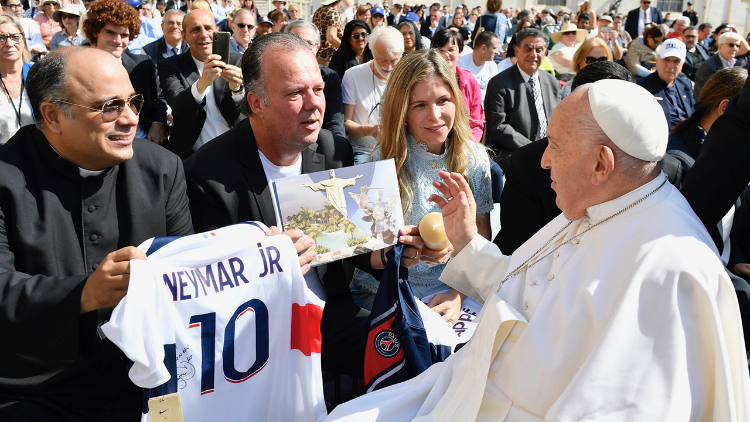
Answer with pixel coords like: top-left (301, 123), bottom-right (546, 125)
top-left (126, 0), bottom-right (143, 7)
top-left (371, 6), bottom-right (385, 16)
top-left (257, 16), bottom-right (273, 26)
top-left (404, 11), bottom-right (419, 22)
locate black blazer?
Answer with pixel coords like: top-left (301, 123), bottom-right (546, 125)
top-left (141, 37), bottom-right (190, 65)
top-left (694, 54), bottom-right (727, 98)
top-left (387, 13), bottom-right (400, 26)
top-left (320, 64), bottom-right (346, 138)
top-left (122, 50), bottom-right (168, 136)
top-left (484, 64), bottom-right (560, 169)
top-left (157, 51), bottom-right (245, 159)
top-left (624, 6), bottom-right (664, 40)
top-left (684, 43), bottom-right (709, 81)
top-left (0, 126), bottom-right (193, 421)
top-left (420, 20), bottom-right (446, 39)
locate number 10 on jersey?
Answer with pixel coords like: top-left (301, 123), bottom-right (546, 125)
top-left (188, 299), bottom-right (270, 394)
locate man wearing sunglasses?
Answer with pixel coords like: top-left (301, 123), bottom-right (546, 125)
top-left (0, 46), bottom-right (193, 422)
top-left (485, 28), bottom-right (560, 171)
top-left (229, 8), bottom-right (255, 53)
top-left (681, 26), bottom-right (709, 81)
top-left (636, 39), bottom-right (694, 130)
top-left (695, 31), bottom-right (746, 97)
top-left (624, 0), bottom-right (664, 40)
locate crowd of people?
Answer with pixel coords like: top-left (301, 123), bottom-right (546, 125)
top-left (2, 0), bottom-right (750, 419)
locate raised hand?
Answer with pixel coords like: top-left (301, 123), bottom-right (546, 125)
top-left (428, 170), bottom-right (477, 256)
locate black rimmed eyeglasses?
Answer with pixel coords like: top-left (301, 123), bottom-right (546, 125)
top-left (52, 94), bottom-right (145, 123)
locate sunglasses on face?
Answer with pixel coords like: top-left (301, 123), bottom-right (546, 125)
top-left (563, 31), bottom-right (577, 36)
top-left (684, 34), bottom-right (697, 38)
top-left (0, 33), bottom-right (23, 45)
top-left (235, 23), bottom-right (254, 29)
top-left (642, 1), bottom-right (651, 4)
top-left (43, 2), bottom-right (57, 6)
top-left (725, 43), bottom-right (740, 48)
top-left (351, 32), bottom-right (367, 40)
top-left (53, 94), bottom-right (145, 123)
top-left (584, 56), bottom-right (608, 64)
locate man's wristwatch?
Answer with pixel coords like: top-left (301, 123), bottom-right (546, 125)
top-left (231, 86), bottom-right (244, 94)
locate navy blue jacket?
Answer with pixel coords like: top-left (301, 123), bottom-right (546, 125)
top-left (624, 6), bottom-right (664, 40)
top-left (637, 72), bottom-right (694, 130)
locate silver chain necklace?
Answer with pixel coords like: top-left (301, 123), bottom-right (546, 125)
top-left (496, 175), bottom-right (669, 293)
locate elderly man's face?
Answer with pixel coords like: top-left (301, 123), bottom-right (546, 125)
top-left (249, 49), bottom-right (325, 152)
top-left (232, 13), bottom-right (255, 45)
top-left (541, 93), bottom-right (597, 220)
top-left (656, 56), bottom-right (683, 84)
top-left (372, 39), bottom-right (401, 80)
top-left (161, 13), bottom-right (184, 44)
top-left (184, 11), bottom-right (216, 61)
top-left (719, 38), bottom-right (740, 61)
top-left (514, 36), bottom-right (546, 75)
top-left (52, 51), bottom-right (139, 170)
top-left (673, 20), bottom-right (686, 33)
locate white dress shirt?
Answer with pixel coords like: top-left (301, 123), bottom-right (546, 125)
top-left (190, 56), bottom-right (244, 150)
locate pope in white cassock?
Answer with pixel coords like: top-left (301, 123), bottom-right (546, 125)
top-left (325, 80), bottom-right (750, 421)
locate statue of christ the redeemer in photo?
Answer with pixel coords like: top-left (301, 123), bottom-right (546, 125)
top-left (302, 169), bottom-right (363, 216)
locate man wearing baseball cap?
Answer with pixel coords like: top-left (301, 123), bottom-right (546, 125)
top-left (636, 38), bottom-right (694, 129)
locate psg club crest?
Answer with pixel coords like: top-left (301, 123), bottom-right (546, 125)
top-left (374, 330), bottom-right (400, 358)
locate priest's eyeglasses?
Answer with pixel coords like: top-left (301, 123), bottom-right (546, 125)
top-left (52, 94), bottom-right (144, 123)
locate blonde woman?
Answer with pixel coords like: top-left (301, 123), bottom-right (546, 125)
top-left (559, 37), bottom-right (613, 99)
top-left (0, 14), bottom-right (34, 144)
top-left (350, 49), bottom-right (493, 323)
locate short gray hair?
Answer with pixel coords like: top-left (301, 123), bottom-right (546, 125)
top-left (719, 31), bottom-right (742, 45)
top-left (231, 7), bottom-right (255, 24)
top-left (284, 19), bottom-right (321, 46)
top-left (541, 15), bottom-right (555, 25)
top-left (674, 16), bottom-right (690, 26)
top-left (26, 47), bottom-right (76, 129)
top-left (240, 32), bottom-right (314, 116)
top-left (163, 8), bottom-right (186, 20)
top-left (369, 26), bottom-right (404, 54)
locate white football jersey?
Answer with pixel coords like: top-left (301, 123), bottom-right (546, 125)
top-left (102, 222), bottom-right (327, 422)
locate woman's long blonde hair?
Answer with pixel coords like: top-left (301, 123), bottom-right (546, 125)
top-left (378, 49), bottom-right (474, 214)
top-left (0, 13), bottom-right (31, 63)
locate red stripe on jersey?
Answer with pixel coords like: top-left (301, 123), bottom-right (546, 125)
top-left (363, 314), bottom-right (404, 386)
top-left (201, 389), bottom-right (214, 395)
top-left (290, 303), bottom-right (323, 356)
top-left (188, 323), bottom-right (200, 328)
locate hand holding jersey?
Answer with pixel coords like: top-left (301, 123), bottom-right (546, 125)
top-left (80, 246), bottom-right (148, 314)
top-left (264, 226), bottom-right (317, 275)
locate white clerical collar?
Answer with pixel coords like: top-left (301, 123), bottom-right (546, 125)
top-left (48, 142), bottom-right (107, 177)
top-left (585, 171), bottom-right (667, 223)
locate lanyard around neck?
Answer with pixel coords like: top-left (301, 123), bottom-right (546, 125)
top-left (0, 74), bottom-right (24, 128)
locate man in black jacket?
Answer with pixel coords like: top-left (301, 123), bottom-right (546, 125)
top-left (185, 33), bottom-right (372, 377)
top-left (0, 47), bottom-right (193, 421)
top-left (158, 9), bottom-right (245, 159)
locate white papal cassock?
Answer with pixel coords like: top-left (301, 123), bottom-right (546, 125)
top-left (325, 173), bottom-right (750, 422)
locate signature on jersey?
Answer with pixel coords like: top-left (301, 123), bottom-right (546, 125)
top-left (177, 356), bottom-right (195, 390)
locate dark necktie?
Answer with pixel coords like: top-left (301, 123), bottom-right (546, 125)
top-left (172, 47), bottom-right (179, 56)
